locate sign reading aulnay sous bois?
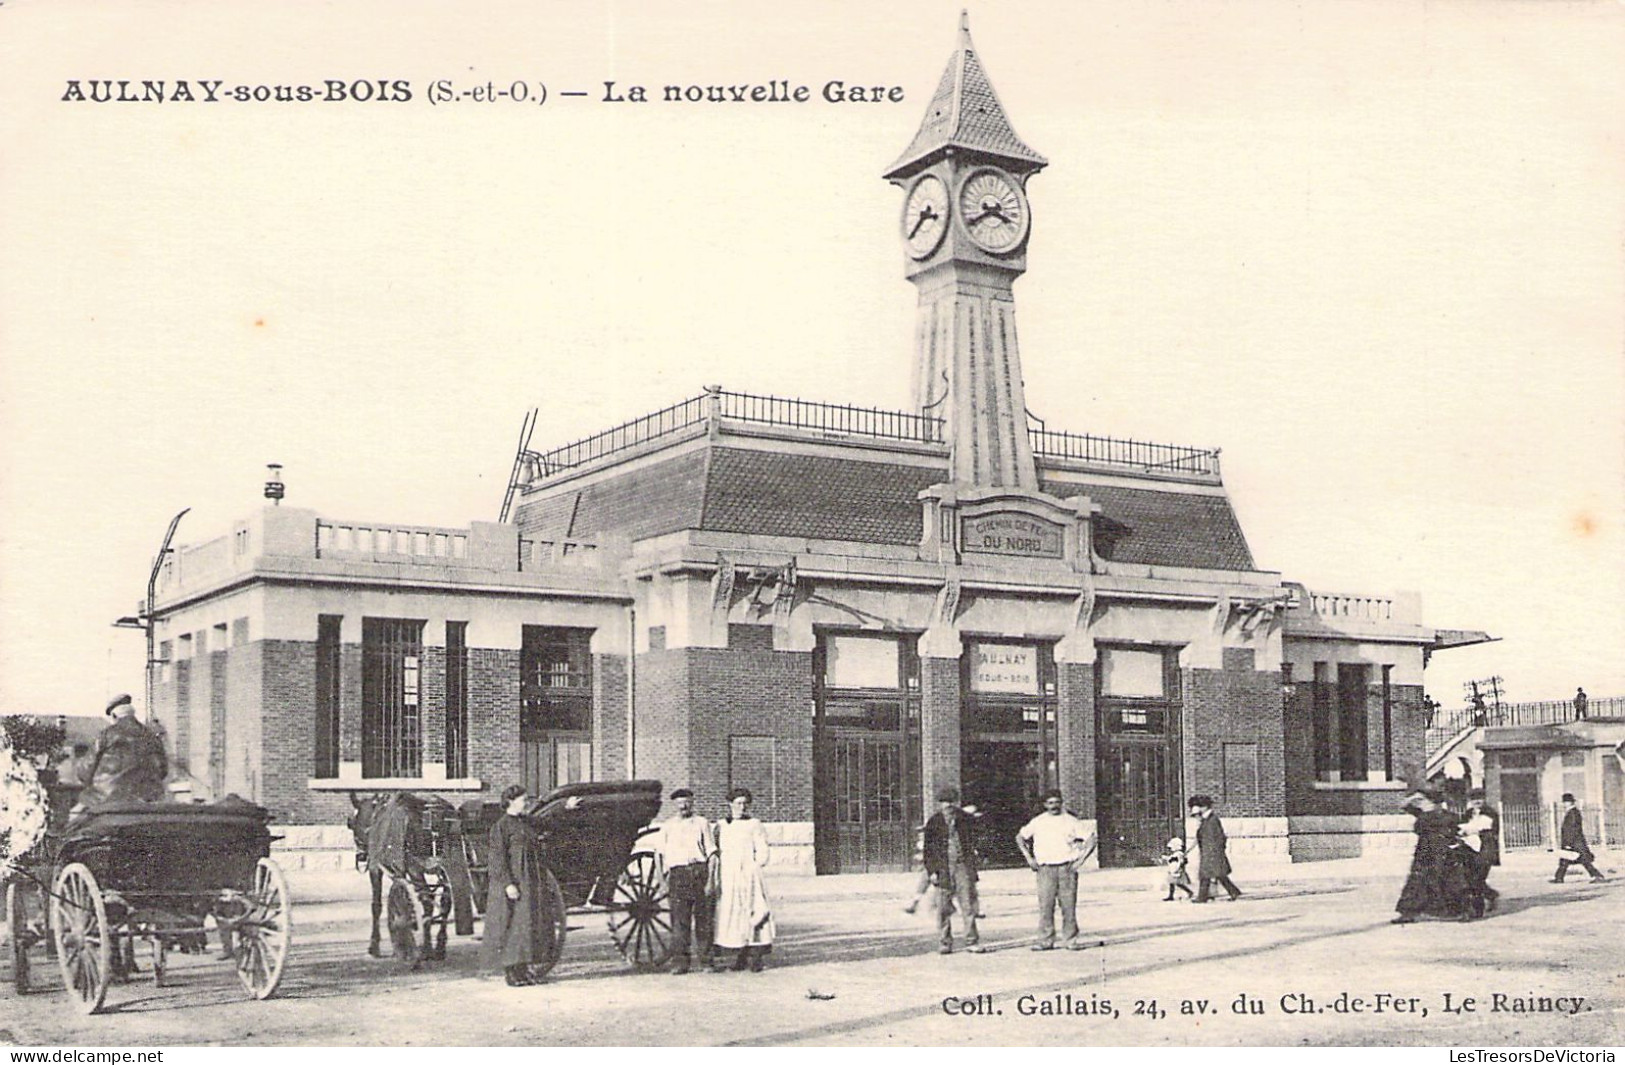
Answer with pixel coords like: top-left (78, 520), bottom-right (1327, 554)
top-left (961, 513), bottom-right (1063, 559)
top-left (972, 643), bottom-right (1038, 694)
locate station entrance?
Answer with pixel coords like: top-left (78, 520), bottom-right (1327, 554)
top-left (960, 641), bottom-right (1058, 868)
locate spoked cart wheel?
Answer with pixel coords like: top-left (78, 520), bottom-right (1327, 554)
top-left (607, 852), bottom-right (672, 972)
top-left (51, 863), bottom-right (111, 1015)
top-left (234, 858), bottom-right (291, 1000)
top-left (7, 878), bottom-right (44, 994)
top-left (523, 869), bottom-right (568, 982)
top-left (386, 876), bottom-right (425, 971)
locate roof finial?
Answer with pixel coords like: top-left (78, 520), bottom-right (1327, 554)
top-left (960, 9), bottom-right (971, 40)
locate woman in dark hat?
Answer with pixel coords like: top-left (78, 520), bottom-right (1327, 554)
top-left (481, 784), bottom-right (553, 985)
top-left (1393, 787), bottom-right (1472, 923)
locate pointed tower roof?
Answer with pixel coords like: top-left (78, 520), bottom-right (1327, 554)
top-left (884, 10), bottom-right (1048, 180)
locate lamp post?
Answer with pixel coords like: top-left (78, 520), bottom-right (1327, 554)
top-left (112, 509), bottom-right (191, 721)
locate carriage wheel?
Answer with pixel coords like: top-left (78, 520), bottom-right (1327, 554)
top-left (523, 869), bottom-right (568, 981)
top-left (7, 879), bottom-right (40, 994)
top-left (235, 859), bottom-right (291, 1000)
top-left (51, 863), bottom-right (111, 1015)
top-left (386, 877), bottom-right (424, 970)
top-left (607, 853), bottom-right (672, 971)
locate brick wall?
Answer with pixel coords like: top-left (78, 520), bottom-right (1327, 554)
top-left (188, 652), bottom-right (212, 784)
top-left (685, 626), bottom-right (814, 824)
top-left (1183, 648), bottom-right (1287, 817)
top-left (338, 645), bottom-right (362, 764)
top-left (224, 641), bottom-right (263, 799)
top-left (919, 657), bottom-right (961, 804)
top-left (168, 661), bottom-right (191, 774)
top-left (209, 651), bottom-right (228, 795)
top-left (596, 654), bottom-right (629, 779)
top-left (1389, 683), bottom-right (1425, 786)
top-left (1056, 662), bottom-right (1095, 816)
top-left (469, 647), bottom-right (522, 795)
top-left (258, 640), bottom-right (341, 823)
top-left (633, 646), bottom-right (692, 800)
top-left (421, 645), bottom-right (446, 766)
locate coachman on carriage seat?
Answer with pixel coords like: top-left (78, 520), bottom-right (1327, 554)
top-left (77, 694), bottom-right (168, 809)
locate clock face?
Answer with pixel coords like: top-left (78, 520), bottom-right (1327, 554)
top-left (902, 174), bottom-right (949, 259)
top-left (959, 169), bottom-right (1029, 254)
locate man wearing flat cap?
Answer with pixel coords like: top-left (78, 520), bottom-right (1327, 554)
top-left (79, 693), bottom-right (168, 808)
top-left (656, 787), bottom-right (716, 973)
top-left (923, 785), bottom-right (984, 954)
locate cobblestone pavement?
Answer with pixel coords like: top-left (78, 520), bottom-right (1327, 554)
top-left (1, 851), bottom-right (1618, 1047)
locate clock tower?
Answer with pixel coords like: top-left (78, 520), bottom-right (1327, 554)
top-left (886, 11), bottom-right (1047, 490)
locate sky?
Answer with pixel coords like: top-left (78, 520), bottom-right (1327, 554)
top-left (1, 0), bottom-right (1621, 718)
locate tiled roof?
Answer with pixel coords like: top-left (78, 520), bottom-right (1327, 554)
top-left (885, 17), bottom-right (1047, 178)
top-left (701, 448), bottom-right (944, 545)
top-left (517, 444), bottom-right (1257, 572)
top-left (1045, 480), bottom-right (1257, 572)
top-left (516, 449), bottom-right (708, 543)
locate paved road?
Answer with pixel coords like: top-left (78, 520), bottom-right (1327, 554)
top-left (1, 852), bottom-right (1618, 1046)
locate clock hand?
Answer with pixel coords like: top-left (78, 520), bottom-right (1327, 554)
top-left (907, 206), bottom-right (939, 238)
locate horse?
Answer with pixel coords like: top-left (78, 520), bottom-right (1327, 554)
top-left (346, 791), bottom-right (451, 967)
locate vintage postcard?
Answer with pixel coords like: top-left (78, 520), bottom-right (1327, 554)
top-left (1, 0), bottom-right (1621, 1050)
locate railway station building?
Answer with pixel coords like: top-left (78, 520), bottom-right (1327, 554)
top-left (145, 21), bottom-right (1487, 874)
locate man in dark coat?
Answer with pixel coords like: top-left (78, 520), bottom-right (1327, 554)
top-left (1393, 789), bottom-right (1471, 923)
top-left (1458, 790), bottom-right (1500, 917)
top-left (1188, 795), bottom-right (1242, 902)
top-left (923, 785), bottom-right (984, 955)
top-left (1551, 793), bottom-right (1605, 883)
top-left (481, 785), bottom-right (555, 985)
top-left (79, 694), bottom-right (168, 808)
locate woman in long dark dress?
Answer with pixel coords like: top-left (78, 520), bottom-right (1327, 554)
top-left (1393, 789), bottom-right (1472, 923)
top-left (481, 784), bottom-right (552, 985)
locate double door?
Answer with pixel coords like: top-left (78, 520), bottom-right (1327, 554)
top-left (1096, 740), bottom-right (1176, 867)
top-left (814, 700), bottom-right (918, 874)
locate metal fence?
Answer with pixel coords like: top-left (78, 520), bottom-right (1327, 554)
top-left (1425, 695), bottom-right (1621, 756)
top-left (1501, 802), bottom-right (1619, 851)
top-left (1028, 427), bottom-right (1221, 476)
top-left (1501, 803), bottom-right (1545, 848)
top-left (522, 387), bottom-right (1221, 481)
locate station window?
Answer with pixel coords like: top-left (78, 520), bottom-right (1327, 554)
top-left (361, 617), bottom-right (425, 778)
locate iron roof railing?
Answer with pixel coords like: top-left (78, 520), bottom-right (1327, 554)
top-left (519, 388), bottom-right (1221, 481)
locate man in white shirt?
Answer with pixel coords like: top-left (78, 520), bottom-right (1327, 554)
top-left (1016, 789), bottom-right (1092, 951)
top-left (657, 787), bottom-right (716, 974)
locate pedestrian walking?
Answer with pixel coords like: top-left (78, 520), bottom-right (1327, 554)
top-left (923, 786), bottom-right (985, 955)
top-left (1016, 789), bottom-right (1093, 950)
top-left (907, 801), bottom-right (986, 918)
top-left (1162, 837), bottom-right (1194, 902)
top-left (1188, 795), bottom-right (1243, 902)
top-left (713, 787), bottom-right (776, 972)
top-left (1551, 794), bottom-right (1606, 883)
top-left (1573, 687), bottom-right (1589, 720)
top-left (656, 787), bottom-right (716, 974)
top-left (1457, 791), bottom-right (1499, 917)
top-left (481, 784), bottom-right (553, 986)
top-left (1393, 787), bottom-right (1471, 923)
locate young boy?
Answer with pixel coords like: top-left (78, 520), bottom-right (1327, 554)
top-left (1162, 837), bottom-right (1194, 901)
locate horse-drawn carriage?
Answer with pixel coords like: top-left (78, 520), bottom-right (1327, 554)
top-left (351, 779), bottom-right (674, 978)
top-left (6, 794), bottom-right (292, 1014)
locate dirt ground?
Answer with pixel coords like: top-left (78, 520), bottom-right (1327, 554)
top-left (1, 850), bottom-right (1619, 1047)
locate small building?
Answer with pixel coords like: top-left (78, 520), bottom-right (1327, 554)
top-left (1480, 712), bottom-right (1625, 852)
top-left (145, 18), bottom-right (1487, 872)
